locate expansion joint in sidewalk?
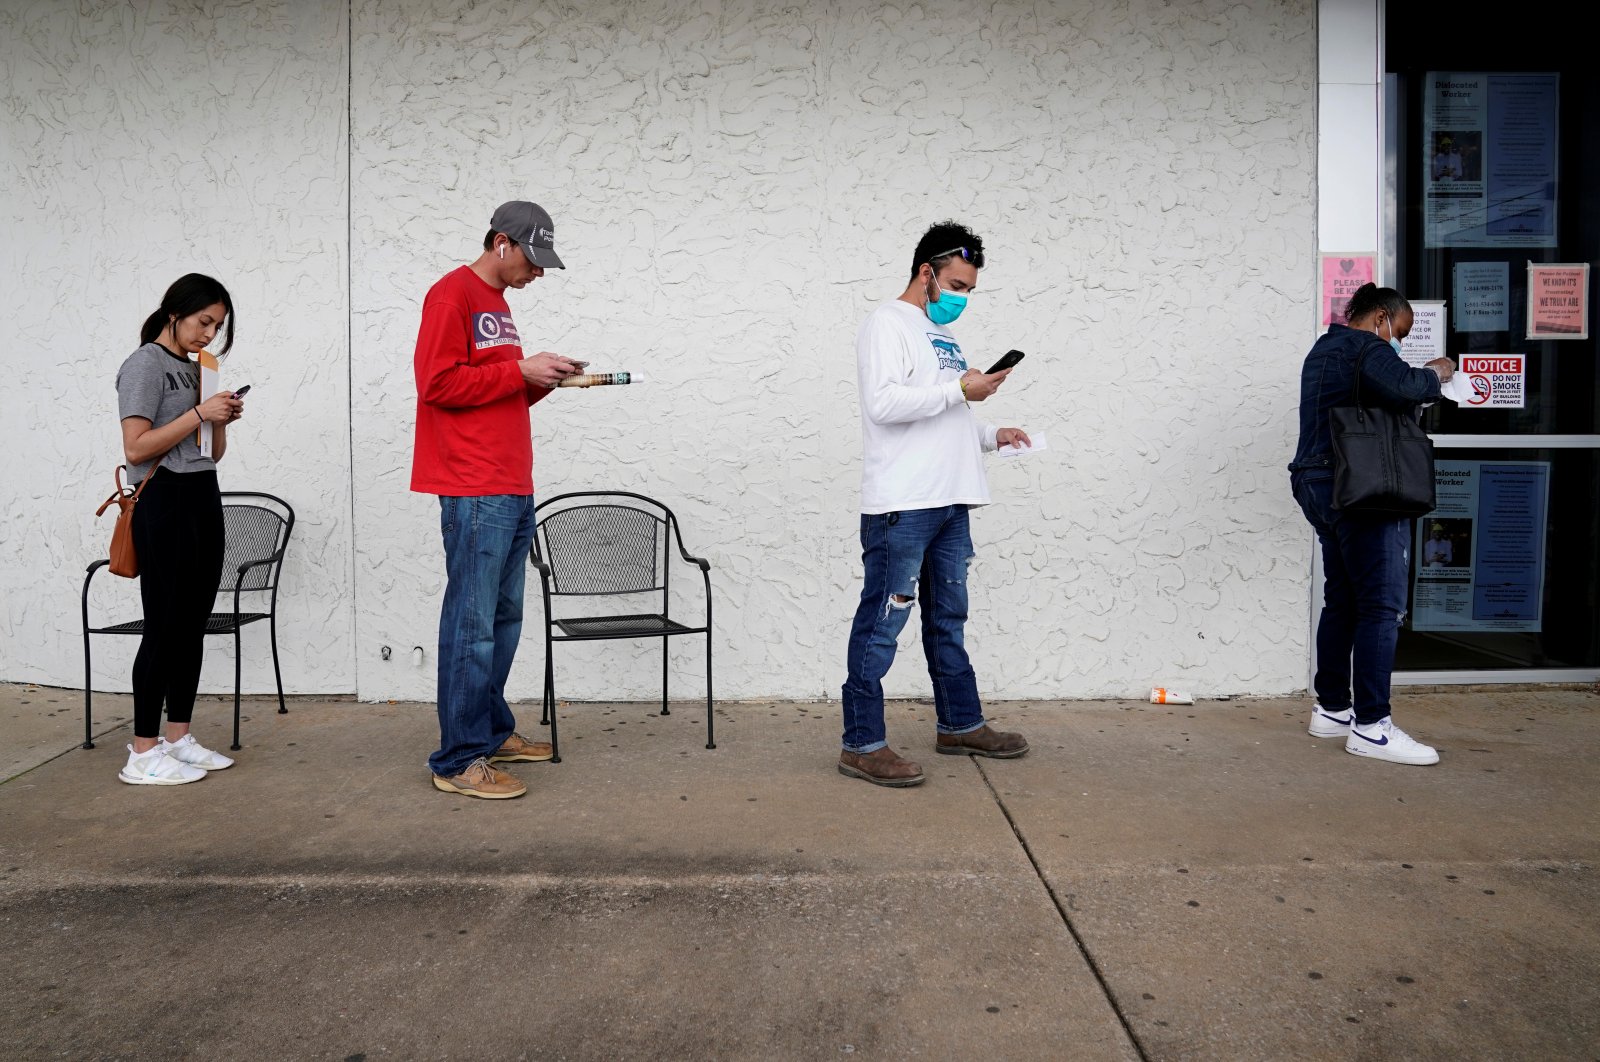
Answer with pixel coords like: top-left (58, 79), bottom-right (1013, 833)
top-left (973, 758), bottom-right (1149, 1062)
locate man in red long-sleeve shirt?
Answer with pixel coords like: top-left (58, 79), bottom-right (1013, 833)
top-left (412, 200), bottom-right (583, 799)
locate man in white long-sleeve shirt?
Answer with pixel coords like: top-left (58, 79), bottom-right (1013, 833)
top-left (838, 221), bottom-right (1033, 788)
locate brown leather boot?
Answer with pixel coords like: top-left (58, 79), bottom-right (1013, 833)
top-left (838, 747), bottom-right (926, 787)
top-left (936, 725), bottom-right (1029, 759)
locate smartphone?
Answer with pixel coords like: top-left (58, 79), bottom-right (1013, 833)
top-left (986, 349), bottom-right (1025, 374)
top-left (232, 384), bottom-right (252, 398)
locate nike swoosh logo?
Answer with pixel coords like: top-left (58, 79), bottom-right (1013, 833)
top-left (1321, 713), bottom-right (1353, 724)
top-left (1352, 731), bottom-right (1389, 746)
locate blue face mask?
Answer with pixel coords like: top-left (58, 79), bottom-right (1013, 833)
top-left (1383, 317), bottom-right (1403, 354)
top-left (925, 273), bottom-right (968, 325)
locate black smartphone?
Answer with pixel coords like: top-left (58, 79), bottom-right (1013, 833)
top-left (986, 349), bottom-right (1025, 374)
top-left (232, 384), bottom-right (251, 398)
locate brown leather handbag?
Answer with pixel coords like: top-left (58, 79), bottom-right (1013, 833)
top-left (95, 456), bottom-right (163, 578)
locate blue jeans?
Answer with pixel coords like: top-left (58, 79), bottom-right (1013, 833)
top-left (1291, 471), bottom-right (1410, 725)
top-left (429, 494), bottom-right (537, 777)
top-left (841, 505), bottom-right (986, 753)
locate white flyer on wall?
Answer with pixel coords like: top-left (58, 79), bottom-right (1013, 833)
top-left (1399, 301), bottom-right (1446, 368)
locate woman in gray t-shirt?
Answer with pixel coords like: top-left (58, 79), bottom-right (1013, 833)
top-left (112, 273), bottom-right (246, 786)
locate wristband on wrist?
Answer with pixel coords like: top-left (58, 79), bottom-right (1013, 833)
top-left (959, 378), bottom-right (968, 397)
top-left (194, 406), bottom-right (204, 426)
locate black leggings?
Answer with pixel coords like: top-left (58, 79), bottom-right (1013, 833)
top-left (130, 469), bottom-right (224, 738)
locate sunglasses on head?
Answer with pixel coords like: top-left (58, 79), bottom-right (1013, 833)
top-left (930, 246), bottom-right (973, 263)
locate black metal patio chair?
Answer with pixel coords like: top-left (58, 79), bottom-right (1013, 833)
top-left (530, 491), bottom-right (715, 762)
top-left (82, 491), bottom-right (295, 751)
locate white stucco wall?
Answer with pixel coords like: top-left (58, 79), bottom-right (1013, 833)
top-left (3, 0), bottom-right (1316, 705)
top-left (0, 1), bottom-right (355, 699)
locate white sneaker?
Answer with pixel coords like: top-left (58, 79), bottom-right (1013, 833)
top-left (159, 734), bottom-right (235, 771)
top-left (118, 745), bottom-right (207, 786)
top-left (1308, 703), bottom-right (1354, 738)
top-left (1345, 717), bottom-right (1440, 765)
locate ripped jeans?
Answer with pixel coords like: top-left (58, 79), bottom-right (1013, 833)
top-left (841, 505), bottom-right (985, 753)
top-left (1291, 470), bottom-right (1411, 726)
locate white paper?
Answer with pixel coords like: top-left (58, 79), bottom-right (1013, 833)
top-left (1438, 371), bottom-right (1476, 404)
top-left (996, 433), bottom-right (1048, 458)
top-left (195, 350), bottom-right (219, 457)
top-left (1399, 301), bottom-right (1446, 368)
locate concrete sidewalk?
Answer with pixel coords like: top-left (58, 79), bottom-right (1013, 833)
top-left (2, 682), bottom-right (1597, 1060)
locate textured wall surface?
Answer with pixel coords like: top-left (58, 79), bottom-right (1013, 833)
top-left (349, 0), bottom-right (1316, 703)
top-left (4, 0), bottom-right (1315, 705)
top-left (0, 1), bottom-right (354, 696)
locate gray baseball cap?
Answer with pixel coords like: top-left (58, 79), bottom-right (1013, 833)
top-left (489, 200), bottom-right (566, 269)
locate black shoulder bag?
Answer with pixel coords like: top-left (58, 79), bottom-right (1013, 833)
top-left (1329, 346), bottom-right (1437, 517)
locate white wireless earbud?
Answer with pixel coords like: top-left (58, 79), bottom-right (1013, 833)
top-left (498, 244), bottom-right (505, 259)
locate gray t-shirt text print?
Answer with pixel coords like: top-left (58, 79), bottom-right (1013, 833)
top-left (115, 342), bottom-right (217, 484)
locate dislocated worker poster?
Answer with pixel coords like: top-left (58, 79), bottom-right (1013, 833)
top-left (1413, 460), bottom-right (1550, 633)
top-left (1424, 72), bottom-right (1558, 249)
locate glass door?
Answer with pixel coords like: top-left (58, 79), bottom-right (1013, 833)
top-left (1383, 8), bottom-right (1600, 680)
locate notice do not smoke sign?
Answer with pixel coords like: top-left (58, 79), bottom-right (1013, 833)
top-left (1460, 355), bottom-right (1525, 408)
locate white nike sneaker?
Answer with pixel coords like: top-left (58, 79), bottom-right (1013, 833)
top-left (159, 734), bottom-right (235, 771)
top-left (1345, 717), bottom-right (1440, 765)
top-left (118, 744), bottom-right (207, 786)
top-left (1308, 703), bottom-right (1354, 738)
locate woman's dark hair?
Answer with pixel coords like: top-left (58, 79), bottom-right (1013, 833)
top-left (910, 221), bottom-right (986, 281)
top-left (140, 273), bottom-right (236, 355)
top-left (1343, 282), bottom-right (1409, 325)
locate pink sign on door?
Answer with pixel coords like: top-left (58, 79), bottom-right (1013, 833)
top-left (1321, 254), bottom-right (1376, 327)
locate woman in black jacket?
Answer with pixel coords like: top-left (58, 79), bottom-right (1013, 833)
top-left (1288, 283), bottom-right (1455, 766)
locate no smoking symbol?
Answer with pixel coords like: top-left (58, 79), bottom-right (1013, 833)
top-left (1468, 374), bottom-right (1491, 404)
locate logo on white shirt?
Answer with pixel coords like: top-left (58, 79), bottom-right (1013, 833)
top-left (929, 335), bottom-right (966, 372)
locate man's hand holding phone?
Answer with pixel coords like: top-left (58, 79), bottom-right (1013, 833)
top-left (958, 349), bottom-right (1026, 402)
top-left (519, 352), bottom-right (585, 389)
top-left (959, 367), bottom-right (1010, 402)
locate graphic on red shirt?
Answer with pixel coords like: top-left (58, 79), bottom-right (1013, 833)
top-left (475, 312), bottom-right (521, 350)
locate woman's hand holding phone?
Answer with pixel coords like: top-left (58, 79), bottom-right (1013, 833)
top-left (197, 390), bottom-right (243, 424)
